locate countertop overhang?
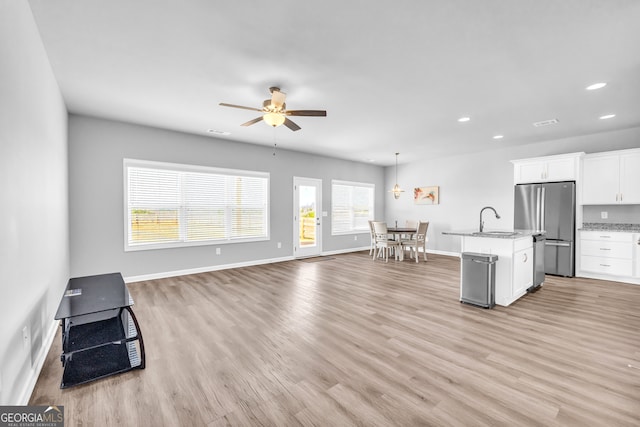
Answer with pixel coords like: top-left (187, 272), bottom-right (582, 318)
top-left (442, 229), bottom-right (544, 239)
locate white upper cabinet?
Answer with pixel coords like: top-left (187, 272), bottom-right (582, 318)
top-left (582, 149), bottom-right (640, 205)
top-left (511, 152), bottom-right (583, 184)
top-left (620, 151), bottom-right (640, 204)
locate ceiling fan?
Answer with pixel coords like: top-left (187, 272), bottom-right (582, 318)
top-left (219, 87), bottom-right (326, 131)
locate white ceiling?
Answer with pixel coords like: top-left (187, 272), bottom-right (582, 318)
top-left (28, 0), bottom-right (640, 165)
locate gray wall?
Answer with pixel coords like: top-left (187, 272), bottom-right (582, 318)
top-left (68, 115), bottom-right (384, 279)
top-left (0, 1), bottom-right (69, 404)
top-left (385, 127), bottom-right (640, 254)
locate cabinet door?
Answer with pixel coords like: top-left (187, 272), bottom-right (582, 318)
top-left (620, 152), bottom-right (640, 204)
top-left (545, 157), bottom-right (577, 182)
top-left (635, 234), bottom-right (640, 278)
top-left (513, 247), bottom-right (533, 297)
top-left (516, 161), bottom-right (546, 184)
top-left (582, 155), bottom-right (620, 204)
top-left (581, 255), bottom-right (633, 276)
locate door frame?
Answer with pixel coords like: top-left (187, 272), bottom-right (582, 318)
top-left (293, 177), bottom-right (322, 258)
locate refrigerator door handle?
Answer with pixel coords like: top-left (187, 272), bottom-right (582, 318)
top-left (545, 241), bottom-right (571, 247)
top-left (540, 187), bottom-right (546, 232)
top-left (536, 187), bottom-right (541, 231)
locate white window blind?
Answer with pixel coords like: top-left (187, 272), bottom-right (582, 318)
top-left (124, 159), bottom-right (269, 250)
top-left (331, 180), bottom-right (375, 235)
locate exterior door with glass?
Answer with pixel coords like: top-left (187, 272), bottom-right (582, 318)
top-left (293, 177), bottom-right (322, 258)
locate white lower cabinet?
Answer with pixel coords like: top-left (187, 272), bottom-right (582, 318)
top-left (635, 234), bottom-right (640, 278)
top-left (513, 247), bottom-right (534, 296)
top-left (580, 231), bottom-right (634, 278)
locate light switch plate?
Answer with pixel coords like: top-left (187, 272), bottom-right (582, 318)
top-left (601, 211), bottom-right (608, 219)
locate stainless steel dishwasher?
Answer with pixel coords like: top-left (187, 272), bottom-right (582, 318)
top-left (530, 233), bottom-right (546, 292)
top-left (460, 252), bottom-right (499, 308)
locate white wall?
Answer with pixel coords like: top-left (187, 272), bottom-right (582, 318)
top-left (385, 128), bottom-right (640, 255)
top-left (68, 115), bottom-right (384, 279)
top-left (0, 1), bottom-right (69, 404)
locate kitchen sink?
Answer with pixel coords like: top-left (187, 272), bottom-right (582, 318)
top-left (472, 231), bottom-right (520, 237)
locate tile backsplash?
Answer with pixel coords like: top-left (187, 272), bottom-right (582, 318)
top-left (582, 204), bottom-right (640, 224)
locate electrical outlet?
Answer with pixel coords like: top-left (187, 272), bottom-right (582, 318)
top-left (277, 242), bottom-right (281, 248)
top-left (601, 211), bottom-right (608, 219)
top-left (354, 235), bottom-right (358, 241)
top-left (216, 248), bottom-right (221, 255)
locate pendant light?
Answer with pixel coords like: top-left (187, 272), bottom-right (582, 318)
top-left (389, 152), bottom-right (404, 199)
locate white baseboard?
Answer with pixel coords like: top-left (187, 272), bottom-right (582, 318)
top-left (17, 319), bottom-right (58, 405)
top-left (426, 249), bottom-right (460, 258)
top-left (321, 246), bottom-right (370, 256)
top-left (124, 255), bottom-right (296, 283)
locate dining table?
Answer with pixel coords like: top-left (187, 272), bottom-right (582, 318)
top-left (387, 227), bottom-right (416, 240)
top-left (385, 227), bottom-right (417, 261)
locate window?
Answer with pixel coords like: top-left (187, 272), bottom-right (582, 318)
top-left (124, 159), bottom-right (269, 251)
top-left (331, 180), bottom-right (375, 235)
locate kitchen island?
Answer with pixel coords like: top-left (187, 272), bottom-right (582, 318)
top-left (442, 230), bottom-right (541, 306)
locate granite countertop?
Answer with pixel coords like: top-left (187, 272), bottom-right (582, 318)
top-left (441, 229), bottom-right (542, 239)
top-left (580, 222), bottom-right (640, 232)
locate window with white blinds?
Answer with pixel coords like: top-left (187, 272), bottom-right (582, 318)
top-left (331, 180), bottom-right (375, 235)
top-left (124, 159), bottom-right (269, 251)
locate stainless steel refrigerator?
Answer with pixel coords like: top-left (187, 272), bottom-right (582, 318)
top-left (514, 181), bottom-right (575, 277)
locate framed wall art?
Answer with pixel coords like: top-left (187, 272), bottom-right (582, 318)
top-left (414, 186), bottom-right (439, 205)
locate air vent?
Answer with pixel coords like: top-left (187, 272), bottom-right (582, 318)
top-left (207, 129), bottom-right (231, 135)
top-left (533, 119), bottom-right (559, 127)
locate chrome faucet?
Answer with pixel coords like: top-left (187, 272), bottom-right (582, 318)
top-left (479, 206), bottom-right (501, 232)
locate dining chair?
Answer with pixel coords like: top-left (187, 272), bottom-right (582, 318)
top-left (401, 221), bottom-right (429, 262)
top-left (403, 220), bottom-right (417, 240)
top-left (372, 221), bottom-right (402, 262)
top-left (368, 220), bottom-right (376, 256)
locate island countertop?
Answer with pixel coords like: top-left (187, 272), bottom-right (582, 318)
top-left (441, 229), bottom-right (544, 239)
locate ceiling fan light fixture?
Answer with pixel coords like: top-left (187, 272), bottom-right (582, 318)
top-left (263, 112), bottom-right (285, 127)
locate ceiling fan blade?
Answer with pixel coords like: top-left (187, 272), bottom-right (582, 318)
top-left (271, 89), bottom-right (286, 109)
top-left (219, 103), bottom-right (263, 112)
top-left (286, 110), bottom-right (327, 117)
top-left (283, 118), bottom-right (301, 131)
top-left (241, 116), bottom-right (264, 126)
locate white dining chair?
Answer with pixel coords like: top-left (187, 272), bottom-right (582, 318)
top-left (401, 221), bottom-right (429, 262)
top-left (368, 220), bottom-right (376, 256)
top-left (372, 221), bottom-right (402, 262)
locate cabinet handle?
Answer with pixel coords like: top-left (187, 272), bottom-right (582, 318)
top-left (600, 236), bottom-right (611, 238)
top-left (599, 248), bottom-right (611, 251)
top-left (620, 193), bottom-right (623, 202)
top-left (523, 253), bottom-right (528, 263)
top-left (599, 264), bottom-right (611, 267)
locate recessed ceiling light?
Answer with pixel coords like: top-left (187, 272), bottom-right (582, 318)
top-left (586, 82), bottom-right (607, 91)
top-left (207, 129), bottom-right (231, 135)
top-left (458, 117), bottom-right (471, 122)
top-left (492, 135), bottom-right (504, 140)
top-left (599, 114), bottom-right (616, 120)
top-left (366, 158), bottom-right (376, 162)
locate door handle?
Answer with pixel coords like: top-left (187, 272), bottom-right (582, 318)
top-left (545, 241), bottom-right (571, 247)
top-left (540, 187), bottom-right (546, 232)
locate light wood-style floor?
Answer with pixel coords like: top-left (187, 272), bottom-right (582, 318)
top-left (31, 252), bottom-right (640, 426)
